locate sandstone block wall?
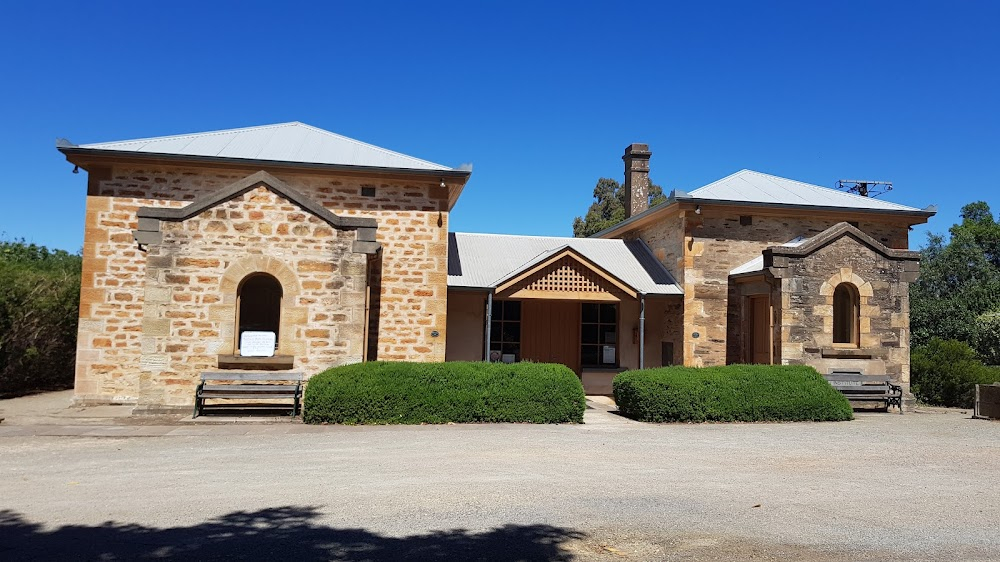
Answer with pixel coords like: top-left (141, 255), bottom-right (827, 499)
top-left (136, 186), bottom-right (366, 406)
top-left (74, 163), bottom-right (450, 406)
top-left (771, 236), bottom-right (915, 388)
top-left (630, 208), bottom-right (911, 367)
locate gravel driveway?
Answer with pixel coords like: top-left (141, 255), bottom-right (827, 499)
top-left (0, 402), bottom-right (997, 561)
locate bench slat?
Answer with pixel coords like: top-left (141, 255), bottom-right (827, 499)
top-left (200, 372), bottom-right (302, 382)
top-left (199, 393), bottom-right (299, 399)
top-left (201, 384), bottom-right (299, 390)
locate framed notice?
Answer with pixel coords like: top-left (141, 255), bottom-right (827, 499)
top-left (602, 345), bottom-right (616, 365)
top-left (240, 331), bottom-right (276, 357)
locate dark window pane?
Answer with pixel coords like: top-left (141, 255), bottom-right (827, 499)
top-left (581, 324), bottom-right (598, 345)
top-left (582, 303), bottom-right (599, 323)
top-left (505, 323), bottom-right (520, 343)
top-left (505, 300), bottom-right (521, 321)
top-left (490, 322), bottom-right (502, 344)
top-left (602, 327), bottom-right (617, 344)
top-left (581, 345), bottom-right (599, 366)
top-left (600, 303), bottom-right (617, 324)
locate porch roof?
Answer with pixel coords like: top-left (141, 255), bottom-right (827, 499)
top-left (447, 232), bottom-right (682, 296)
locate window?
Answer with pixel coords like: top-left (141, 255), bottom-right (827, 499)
top-left (740, 215), bottom-right (753, 226)
top-left (237, 273), bottom-right (282, 352)
top-left (832, 283), bottom-right (859, 345)
top-left (581, 303), bottom-right (617, 367)
top-left (490, 300), bottom-right (521, 362)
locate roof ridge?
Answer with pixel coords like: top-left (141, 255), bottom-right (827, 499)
top-left (79, 122), bottom-right (300, 148)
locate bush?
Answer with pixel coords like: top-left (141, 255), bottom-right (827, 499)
top-left (304, 361), bottom-right (586, 424)
top-left (972, 311), bottom-right (1000, 366)
top-left (0, 240), bottom-right (81, 397)
top-left (612, 365), bottom-right (854, 423)
top-left (911, 338), bottom-right (1000, 408)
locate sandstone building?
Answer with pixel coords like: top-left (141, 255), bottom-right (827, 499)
top-left (58, 123), bottom-right (934, 410)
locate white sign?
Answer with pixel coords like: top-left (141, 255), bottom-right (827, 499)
top-left (602, 345), bottom-right (616, 365)
top-left (240, 331), bottom-right (276, 357)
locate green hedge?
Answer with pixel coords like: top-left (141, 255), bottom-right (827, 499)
top-left (911, 338), bottom-right (1000, 408)
top-left (0, 240), bottom-right (81, 397)
top-left (304, 361), bottom-right (586, 424)
top-left (613, 365), bottom-right (854, 422)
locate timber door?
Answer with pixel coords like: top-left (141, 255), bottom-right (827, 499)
top-left (746, 295), bottom-right (772, 364)
top-left (521, 301), bottom-right (581, 374)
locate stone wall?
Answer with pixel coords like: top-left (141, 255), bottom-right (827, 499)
top-left (75, 163), bottom-right (451, 406)
top-left (137, 186), bottom-right (366, 406)
top-left (770, 234), bottom-right (918, 390)
top-left (633, 209), bottom-right (911, 367)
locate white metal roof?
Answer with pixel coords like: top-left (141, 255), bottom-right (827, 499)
top-left (448, 232), bottom-right (682, 295)
top-left (690, 169), bottom-right (924, 213)
top-left (729, 236), bottom-right (809, 276)
top-left (68, 122), bottom-right (453, 171)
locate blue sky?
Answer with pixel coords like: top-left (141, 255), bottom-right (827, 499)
top-left (1, 1), bottom-right (997, 252)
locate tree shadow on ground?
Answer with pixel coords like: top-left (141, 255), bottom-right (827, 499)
top-left (0, 506), bottom-right (586, 561)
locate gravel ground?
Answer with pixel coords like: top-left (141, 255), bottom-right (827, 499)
top-left (0, 399), bottom-right (997, 561)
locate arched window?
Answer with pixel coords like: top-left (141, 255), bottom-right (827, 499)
top-left (832, 283), bottom-right (860, 345)
top-left (237, 273), bottom-right (282, 352)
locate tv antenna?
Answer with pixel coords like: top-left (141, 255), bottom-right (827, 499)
top-left (837, 179), bottom-right (892, 198)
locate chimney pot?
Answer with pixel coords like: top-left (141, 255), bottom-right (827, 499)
top-left (623, 143), bottom-right (652, 219)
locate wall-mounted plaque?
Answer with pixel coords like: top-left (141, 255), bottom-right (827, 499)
top-left (240, 331), bottom-right (276, 357)
top-left (602, 345), bottom-right (616, 364)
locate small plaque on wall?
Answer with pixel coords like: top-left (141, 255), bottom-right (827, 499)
top-left (240, 331), bottom-right (276, 357)
top-left (602, 345), bottom-right (616, 364)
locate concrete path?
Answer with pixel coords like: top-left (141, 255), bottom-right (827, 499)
top-left (1, 391), bottom-right (998, 561)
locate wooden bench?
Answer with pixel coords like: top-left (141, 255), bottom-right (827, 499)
top-left (193, 372), bottom-right (303, 418)
top-left (824, 370), bottom-right (903, 414)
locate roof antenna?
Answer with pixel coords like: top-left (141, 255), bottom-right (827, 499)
top-left (836, 179), bottom-right (892, 198)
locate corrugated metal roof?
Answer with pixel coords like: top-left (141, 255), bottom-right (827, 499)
top-left (729, 236), bottom-right (809, 275)
top-left (448, 232), bottom-right (682, 295)
top-left (69, 122), bottom-right (453, 171)
top-left (690, 169), bottom-right (923, 212)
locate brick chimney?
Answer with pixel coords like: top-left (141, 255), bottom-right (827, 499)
top-left (623, 143), bottom-right (651, 218)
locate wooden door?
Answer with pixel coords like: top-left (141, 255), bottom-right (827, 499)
top-left (521, 301), bottom-right (581, 374)
top-left (747, 295), bottom-right (772, 364)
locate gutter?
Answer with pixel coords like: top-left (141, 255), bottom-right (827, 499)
top-left (57, 145), bottom-right (473, 181)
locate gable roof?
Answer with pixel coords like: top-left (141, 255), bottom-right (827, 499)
top-left (448, 232), bottom-right (682, 296)
top-left (689, 169), bottom-right (924, 213)
top-left (58, 121), bottom-right (456, 172)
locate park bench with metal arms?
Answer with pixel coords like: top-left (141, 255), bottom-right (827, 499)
top-left (193, 372), bottom-right (303, 418)
top-left (824, 370), bottom-right (903, 415)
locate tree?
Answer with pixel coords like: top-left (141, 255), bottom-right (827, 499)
top-left (0, 239), bottom-right (82, 397)
top-left (572, 178), bottom-right (667, 237)
top-left (910, 202), bottom-right (1000, 358)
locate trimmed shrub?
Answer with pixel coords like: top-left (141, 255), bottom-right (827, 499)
top-left (304, 361), bottom-right (585, 424)
top-left (911, 338), bottom-right (1000, 408)
top-left (613, 365), bottom-right (854, 423)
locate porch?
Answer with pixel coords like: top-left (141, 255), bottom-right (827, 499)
top-left (446, 234), bottom-right (683, 394)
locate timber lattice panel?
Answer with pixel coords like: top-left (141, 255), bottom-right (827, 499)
top-left (524, 257), bottom-right (609, 294)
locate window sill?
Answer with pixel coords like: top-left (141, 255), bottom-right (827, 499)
top-left (821, 348), bottom-right (872, 359)
top-left (217, 355), bottom-right (295, 370)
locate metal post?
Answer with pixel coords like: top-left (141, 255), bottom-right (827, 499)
top-left (484, 292), bottom-right (494, 361)
top-left (639, 294), bottom-right (646, 370)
